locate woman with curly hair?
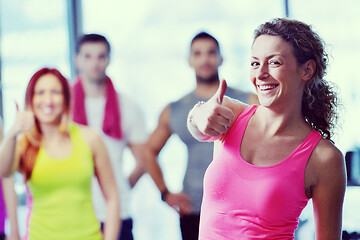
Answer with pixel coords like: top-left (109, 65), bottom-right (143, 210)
top-left (187, 18), bottom-right (346, 240)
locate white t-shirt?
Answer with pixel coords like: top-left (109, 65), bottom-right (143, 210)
top-left (85, 93), bottom-right (147, 220)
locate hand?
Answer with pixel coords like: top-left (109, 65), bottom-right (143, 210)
top-left (163, 192), bottom-right (193, 216)
top-left (191, 79), bottom-right (234, 137)
top-left (5, 231), bottom-right (22, 240)
top-left (11, 101), bottom-right (35, 136)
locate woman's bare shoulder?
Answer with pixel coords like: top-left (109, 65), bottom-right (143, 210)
top-left (77, 125), bottom-right (101, 149)
top-left (309, 138), bottom-right (346, 182)
top-left (313, 139), bottom-right (344, 165)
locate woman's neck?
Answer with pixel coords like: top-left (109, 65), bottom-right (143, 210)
top-left (39, 122), bottom-right (62, 140)
top-left (256, 105), bottom-right (309, 137)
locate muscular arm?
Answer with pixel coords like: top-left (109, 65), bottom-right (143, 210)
top-left (144, 105), bottom-right (172, 194)
top-left (144, 105), bottom-right (192, 215)
top-left (309, 140), bottom-right (346, 240)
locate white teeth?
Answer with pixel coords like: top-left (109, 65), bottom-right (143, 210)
top-left (42, 107), bottom-right (53, 114)
top-left (259, 85), bottom-right (277, 90)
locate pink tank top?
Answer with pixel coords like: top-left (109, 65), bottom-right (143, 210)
top-left (199, 105), bottom-right (322, 240)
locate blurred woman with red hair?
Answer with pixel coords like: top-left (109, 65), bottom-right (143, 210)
top-left (0, 68), bottom-right (119, 240)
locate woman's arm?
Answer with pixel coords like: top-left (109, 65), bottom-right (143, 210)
top-left (82, 127), bottom-right (120, 240)
top-left (0, 129), bottom-right (21, 177)
top-left (0, 110), bottom-right (35, 177)
top-left (2, 177), bottom-right (21, 240)
top-left (310, 140), bottom-right (346, 240)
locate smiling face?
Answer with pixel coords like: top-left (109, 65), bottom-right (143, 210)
top-left (32, 73), bottom-right (65, 125)
top-left (250, 35), bottom-right (308, 110)
top-left (189, 38), bottom-right (223, 84)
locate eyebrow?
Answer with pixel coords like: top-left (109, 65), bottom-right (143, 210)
top-left (251, 54), bottom-right (282, 59)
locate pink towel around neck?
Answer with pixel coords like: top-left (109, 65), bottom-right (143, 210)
top-left (72, 76), bottom-right (122, 139)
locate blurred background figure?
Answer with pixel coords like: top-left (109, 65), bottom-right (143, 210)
top-left (144, 32), bottom-right (258, 240)
top-left (73, 34), bottom-right (147, 240)
top-left (0, 68), bottom-right (119, 240)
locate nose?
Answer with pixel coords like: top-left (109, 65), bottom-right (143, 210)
top-left (43, 91), bottom-right (54, 103)
top-left (198, 53), bottom-right (208, 64)
top-left (257, 64), bottom-right (269, 80)
top-left (90, 57), bottom-right (99, 67)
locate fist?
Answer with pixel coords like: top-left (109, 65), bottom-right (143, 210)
top-left (191, 79), bottom-right (234, 137)
top-left (12, 102), bottom-right (35, 135)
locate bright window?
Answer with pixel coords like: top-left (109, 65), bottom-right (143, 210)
top-left (1, 0), bottom-right (70, 132)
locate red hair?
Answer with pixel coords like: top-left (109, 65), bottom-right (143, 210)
top-left (19, 68), bottom-right (71, 181)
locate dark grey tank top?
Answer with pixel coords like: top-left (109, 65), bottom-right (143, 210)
top-left (169, 87), bottom-right (249, 213)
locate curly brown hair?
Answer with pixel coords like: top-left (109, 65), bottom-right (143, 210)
top-left (253, 18), bottom-right (339, 141)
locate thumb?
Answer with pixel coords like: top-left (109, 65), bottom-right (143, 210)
top-left (215, 79), bottom-right (227, 104)
top-left (14, 100), bottom-right (19, 112)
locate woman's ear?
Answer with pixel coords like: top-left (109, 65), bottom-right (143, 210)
top-left (302, 59), bottom-right (316, 81)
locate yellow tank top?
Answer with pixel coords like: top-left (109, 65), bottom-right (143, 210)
top-left (25, 123), bottom-right (102, 240)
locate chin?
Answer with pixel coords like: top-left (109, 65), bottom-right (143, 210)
top-left (89, 76), bottom-right (103, 83)
top-left (258, 98), bottom-right (273, 108)
top-left (196, 75), bottom-right (218, 84)
top-left (37, 116), bottom-right (62, 125)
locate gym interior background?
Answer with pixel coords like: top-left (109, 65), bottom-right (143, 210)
top-left (1, 0), bottom-right (360, 239)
